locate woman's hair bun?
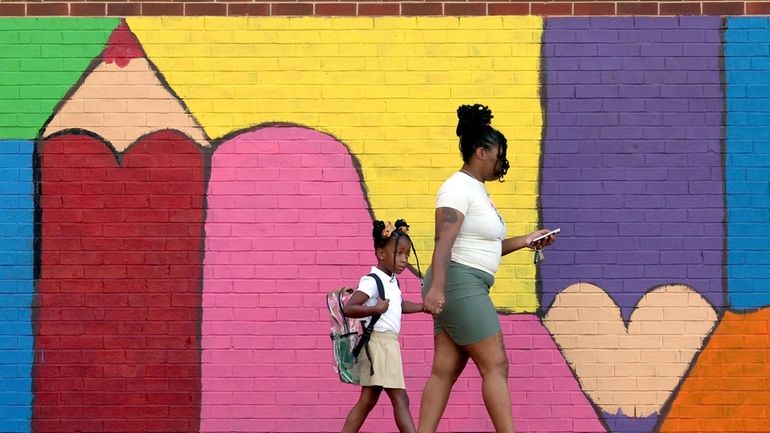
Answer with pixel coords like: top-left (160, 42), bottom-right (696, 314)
top-left (456, 104), bottom-right (493, 138)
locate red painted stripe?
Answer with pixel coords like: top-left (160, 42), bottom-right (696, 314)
top-left (34, 130), bottom-right (204, 433)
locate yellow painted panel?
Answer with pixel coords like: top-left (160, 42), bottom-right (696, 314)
top-left (128, 16), bottom-right (543, 312)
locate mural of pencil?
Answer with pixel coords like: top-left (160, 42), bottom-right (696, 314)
top-left (34, 21), bottom-right (210, 433)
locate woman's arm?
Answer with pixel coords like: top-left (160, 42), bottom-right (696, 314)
top-left (342, 291), bottom-right (389, 318)
top-left (401, 300), bottom-right (425, 314)
top-left (424, 207), bottom-right (464, 314)
top-left (501, 229), bottom-right (558, 257)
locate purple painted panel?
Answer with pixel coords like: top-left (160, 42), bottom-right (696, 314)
top-left (540, 16), bottom-right (725, 320)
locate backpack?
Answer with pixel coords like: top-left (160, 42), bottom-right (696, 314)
top-left (327, 273), bottom-right (386, 385)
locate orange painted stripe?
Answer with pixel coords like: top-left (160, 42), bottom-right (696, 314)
top-left (660, 308), bottom-right (770, 432)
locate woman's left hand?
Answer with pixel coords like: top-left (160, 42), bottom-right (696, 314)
top-left (525, 229), bottom-right (558, 250)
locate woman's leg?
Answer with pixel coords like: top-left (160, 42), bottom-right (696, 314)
top-left (384, 388), bottom-right (417, 433)
top-left (417, 332), bottom-right (469, 433)
top-left (342, 386), bottom-right (383, 433)
top-left (464, 332), bottom-right (515, 433)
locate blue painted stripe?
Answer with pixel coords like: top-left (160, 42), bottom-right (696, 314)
top-left (726, 17), bottom-right (770, 311)
top-left (0, 140), bottom-right (33, 433)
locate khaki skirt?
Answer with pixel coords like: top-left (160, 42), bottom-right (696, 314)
top-left (357, 331), bottom-right (405, 389)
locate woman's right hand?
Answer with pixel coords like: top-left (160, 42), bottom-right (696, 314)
top-left (424, 288), bottom-right (446, 315)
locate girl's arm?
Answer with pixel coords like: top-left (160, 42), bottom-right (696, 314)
top-left (401, 300), bottom-right (425, 314)
top-left (342, 291), bottom-right (389, 318)
top-left (424, 207), bottom-right (464, 314)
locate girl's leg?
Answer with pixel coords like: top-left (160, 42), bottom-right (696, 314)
top-left (417, 332), bottom-right (469, 433)
top-left (384, 388), bottom-right (417, 433)
top-left (341, 386), bottom-right (383, 433)
top-left (464, 332), bottom-right (515, 433)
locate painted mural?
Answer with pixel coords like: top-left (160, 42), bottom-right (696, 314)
top-left (0, 15), bottom-right (768, 433)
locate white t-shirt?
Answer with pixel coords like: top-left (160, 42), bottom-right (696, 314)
top-left (355, 266), bottom-right (403, 333)
top-left (435, 171), bottom-right (507, 275)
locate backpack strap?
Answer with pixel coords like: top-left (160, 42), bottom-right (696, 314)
top-left (370, 272), bottom-right (386, 301)
top-left (352, 273), bottom-right (386, 364)
top-left (334, 287), bottom-right (350, 335)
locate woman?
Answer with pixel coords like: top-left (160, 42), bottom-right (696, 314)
top-left (418, 104), bottom-right (557, 433)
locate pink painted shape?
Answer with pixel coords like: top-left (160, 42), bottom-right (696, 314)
top-left (400, 313), bottom-right (606, 433)
top-left (503, 314), bottom-right (606, 433)
top-left (201, 126), bottom-right (604, 433)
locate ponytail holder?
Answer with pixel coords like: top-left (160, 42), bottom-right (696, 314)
top-left (395, 219), bottom-right (410, 235)
top-left (381, 221), bottom-right (396, 238)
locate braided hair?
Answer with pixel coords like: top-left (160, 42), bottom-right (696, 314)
top-left (372, 219), bottom-right (422, 282)
top-left (456, 103), bottom-right (510, 182)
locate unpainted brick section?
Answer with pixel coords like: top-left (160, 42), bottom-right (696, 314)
top-left (270, 2), bottom-right (314, 15)
top-left (401, 2), bottom-right (444, 15)
top-left (747, 1), bottom-right (770, 14)
top-left (660, 2), bottom-right (703, 15)
top-left (488, 2), bottom-right (529, 15)
top-left (185, 2), bottom-right (228, 16)
top-left (702, 1), bottom-right (745, 14)
top-left (574, 2), bottom-right (616, 15)
top-left (358, 2), bottom-right (400, 15)
top-left (71, 3), bottom-right (107, 16)
top-left (617, 2), bottom-right (658, 15)
top-left (6, 1), bottom-right (759, 16)
top-left (444, 2), bottom-right (487, 15)
top-left (107, 2), bottom-right (142, 16)
top-left (26, 2), bottom-right (69, 16)
top-left (315, 2), bottom-right (357, 16)
top-left (227, 3), bottom-right (271, 16)
top-left (531, 2), bottom-right (574, 15)
top-left (0, 3), bottom-right (25, 16)
top-left (141, 2), bottom-right (184, 15)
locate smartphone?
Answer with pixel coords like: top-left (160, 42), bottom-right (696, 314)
top-left (529, 228), bottom-right (561, 245)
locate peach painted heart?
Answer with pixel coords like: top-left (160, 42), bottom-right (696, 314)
top-left (544, 283), bottom-right (718, 417)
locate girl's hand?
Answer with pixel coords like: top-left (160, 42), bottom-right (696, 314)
top-left (526, 229), bottom-right (558, 250)
top-left (424, 288), bottom-right (445, 315)
top-left (374, 298), bottom-right (390, 314)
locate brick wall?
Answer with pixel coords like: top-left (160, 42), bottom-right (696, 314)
top-left (1, 0), bottom-right (770, 17)
top-left (1, 13), bottom-right (770, 433)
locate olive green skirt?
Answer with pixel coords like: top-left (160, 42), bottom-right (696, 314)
top-left (421, 261), bottom-right (500, 346)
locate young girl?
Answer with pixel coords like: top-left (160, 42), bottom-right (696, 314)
top-left (341, 219), bottom-right (425, 433)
